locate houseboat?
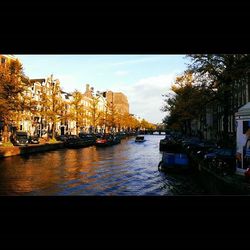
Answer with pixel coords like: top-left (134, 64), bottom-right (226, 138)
top-left (158, 151), bottom-right (190, 173)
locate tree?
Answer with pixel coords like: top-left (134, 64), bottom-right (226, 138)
top-left (40, 75), bottom-right (64, 140)
top-left (106, 98), bottom-right (118, 132)
top-left (140, 118), bottom-right (156, 131)
top-left (70, 90), bottom-right (85, 135)
top-left (0, 59), bottom-right (31, 143)
top-left (87, 95), bottom-right (102, 133)
top-left (121, 113), bottom-right (132, 131)
top-left (187, 54), bottom-right (250, 143)
top-left (162, 71), bottom-right (213, 135)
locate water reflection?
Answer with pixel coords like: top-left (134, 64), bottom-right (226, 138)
top-left (0, 136), bottom-right (205, 195)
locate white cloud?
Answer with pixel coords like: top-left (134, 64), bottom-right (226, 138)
top-left (112, 73), bottom-right (178, 124)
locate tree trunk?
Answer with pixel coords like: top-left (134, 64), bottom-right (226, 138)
top-left (51, 120), bottom-right (55, 140)
top-left (3, 123), bottom-right (9, 143)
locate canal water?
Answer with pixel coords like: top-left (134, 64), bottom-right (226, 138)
top-left (0, 135), bottom-right (206, 195)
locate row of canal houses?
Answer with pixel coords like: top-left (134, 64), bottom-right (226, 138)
top-left (190, 73), bottom-right (250, 145)
top-left (28, 77), bottom-right (108, 137)
top-left (0, 54), bottom-right (128, 137)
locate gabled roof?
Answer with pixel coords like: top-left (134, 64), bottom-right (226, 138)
top-left (235, 102), bottom-right (250, 116)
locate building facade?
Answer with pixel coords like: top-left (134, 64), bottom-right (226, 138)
top-left (106, 91), bottom-right (129, 115)
top-left (192, 73), bottom-right (250, 143)
top-left (1, 55), bottom-right (133, 138)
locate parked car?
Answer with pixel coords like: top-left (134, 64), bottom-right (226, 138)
top-left (116, 132), bottom-right (127, 139)
top-left (204, 148), bottom-right (236, 175)
top-left (159, 135), bottom-right (182, 152)
top-left (182, 137), bottom-right (201, 150)
top-left (189, 141), bottom-right (217, 160)
top-left (56, 135), bottom-right (68, 142)
top-left (28, 135), bottom-right (40, 144)
top-left (11, 131), bottom-right (29, 146)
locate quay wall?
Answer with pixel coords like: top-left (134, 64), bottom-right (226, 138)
top-left (196, 165), bottom-right (250, 195)
top-left (0, 142), bottom-right (65, 158)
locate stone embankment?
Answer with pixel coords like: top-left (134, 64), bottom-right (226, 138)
top-left (196, 165), bottom-right (250, 194)
top-left (0, 142), bottom-right (64, 158)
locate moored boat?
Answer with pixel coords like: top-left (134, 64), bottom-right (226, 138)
top-left (95, 134), bottom-right (114, 147)
top-left (64, 135), bottom-right (94, 148)
top-left (112, 135), bottom-right (121, 145)
top-left (158, 152), bottom-right (191, 173)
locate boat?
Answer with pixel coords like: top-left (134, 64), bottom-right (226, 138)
top-left (79, 133), bottom-right (96, 146)
top-left (64, 135), bottom-right (94, 148)
top-left (158, 152), bottom-right (191, 173)
top-left (95, 134), bottom-right (114, 147)
top-left (159, 135), bottom-right (182, 152)
top-left (112, 135), bottom-right (121, 145)
top-left (135, 135), bottom-right (145, 142)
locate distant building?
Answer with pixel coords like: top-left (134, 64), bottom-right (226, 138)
top-left (106, 91), bottom-right (129, 114)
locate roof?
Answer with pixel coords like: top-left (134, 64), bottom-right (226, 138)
top-left (235, 102), bottom-right (250, 116)
top-left (30, 79), bottom-right (46, 84)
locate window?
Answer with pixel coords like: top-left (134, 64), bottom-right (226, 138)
top-left (243, 121), bottom-right (250, 134)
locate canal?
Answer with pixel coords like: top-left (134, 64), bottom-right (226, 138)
top-left (0, 135), bottom-right (206, 195)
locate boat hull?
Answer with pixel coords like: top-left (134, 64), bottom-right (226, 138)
top-left (64, 140), bottom-right (95, 148)
top-left (158, 152), bottom-right (191, 173)
top-left (158, 161), bottom-right (192, 174)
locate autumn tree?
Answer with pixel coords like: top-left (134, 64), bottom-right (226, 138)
top-left (121, 113), bottom-right (133, 131)
top-left (70, 90), bottom-right (85, 135)
top-left (87, 95), bottom-right (103, 133)
top-left (16, 86), bottom-right (40, 134)
top-left (162, 71), bottom-right (213, 135)
top-left (0, 59), bottom-right (31, 143)
top-left (106, 98), bottom-right (119, 132)
top-left (140, 119), bottom-right (156, 131)
top-left (40, 75), bottom-right (64, 140)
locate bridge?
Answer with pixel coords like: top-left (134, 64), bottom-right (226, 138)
top-left (138, 129), bottom-right (167, 135)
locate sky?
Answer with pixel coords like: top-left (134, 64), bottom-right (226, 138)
top-left (15, 55), bottom-right (190, 124)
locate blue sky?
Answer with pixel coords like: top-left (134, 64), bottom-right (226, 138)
top-left (15, 55), bottom-right (189, 124)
